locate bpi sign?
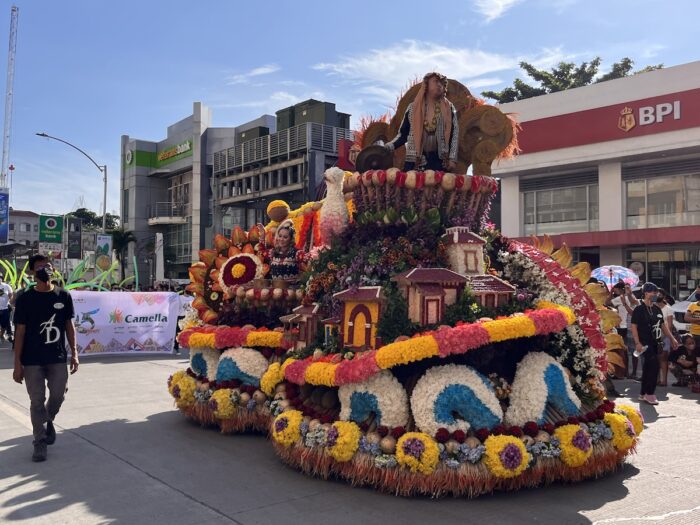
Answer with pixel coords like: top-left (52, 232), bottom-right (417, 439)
top-left (618, 100), bottom-right (681, 132)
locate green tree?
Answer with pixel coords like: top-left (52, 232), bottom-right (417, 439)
top-left (482, 57), bottom-right (663, 103)
top-left (67, 208), bottom-right (120, 231)
top-left (110, 227), bottom-right (137, 281)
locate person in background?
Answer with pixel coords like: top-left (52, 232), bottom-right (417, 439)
top-left (655, 289), bottom-right (675, 386)
top-left (668, 334), bottom-right (698, 387)
top-left (630, 282), bottom-right (679, 405)
top-left (685, 283), bottom-right (700, 348)
top-left (609, 281), bottom-right (638, 378)
top-left (12, 255), bottom-right (78, 462)
top-left (174, 290), bottom-right (194, 354)
top-left (0, 275), bottom-right (14, 343)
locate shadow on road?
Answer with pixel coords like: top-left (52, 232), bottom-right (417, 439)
top-left (0, 408), bottom-right (639, 525)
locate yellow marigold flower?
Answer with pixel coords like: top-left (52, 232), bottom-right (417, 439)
top-left (305, 362), bottom-right (338, 387)
top-left (173, 375), bottom-right (197, 409)
top-left (271, 410), bottom-right (304, 447)
top-left (260, 363), bottom-right (284, 396)
top-left (375, 336), bottom-right (439, 369)
top-left (554, 424), bottom-right (593, 468)
top-left (326, 421), bottom-right (361, 462)
top-left (189, 333), bottom-right (216, 348)
top-left (614, 404), bottom-right (644, 437)
top-left (483, 435), bottom-right (530, 478)
top-left (210, 389), bottom-right (237, 419)
top-left (604, 412), bottom-right (636, 451)
top-left (246, 331), bottom-right (283, 348)
top-left (281, 357), bottom-right (295, 372)
top-left (168, 370), bottom-right (187, 397)
top-left (395, 432), bottom-right (440, 475)
top-left (483, 316), bottom-right (536, 342)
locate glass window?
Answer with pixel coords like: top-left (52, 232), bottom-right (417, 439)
top-left (122, 189), bottom-right (129, 224)
top-left (626, 173), bottom-right (700, 229)
top-left (522, 184), bottom-right (598, 235)
top-left (33, 224), bottom-right (39, 232)
top-left (9, 222), bottom-right (13, 231)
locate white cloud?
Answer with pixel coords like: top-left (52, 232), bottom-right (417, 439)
top-left (640, 43), bottom-right (666, 59)
top-left (226, 64), bottom-right (280, 85)
top-left (313, 40), bottom-right (567, 106)
top-left (223, 90), bottom-right (326, 112)
top-left (472, 0), bottom-right (522, 22)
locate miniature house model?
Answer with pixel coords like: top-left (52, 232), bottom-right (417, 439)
top-left (280, 303), bottom-right (321, 351)
top-left (392, 268), bottom-right (467, 326)
top-left (468, 275), bottom-right (516, 308)
top-left (442, 227), bottom-right (486, 276)
top-left (334, 286), bottom-right (386, 350)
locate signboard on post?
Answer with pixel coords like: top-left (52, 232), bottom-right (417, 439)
top-left (39, 215), bottom-right (64, 258)
top-left (66, 217), bottom-right (82, 259)
top-left (0, 189), bottom-right (9, 244)
top-left (72, 291), bottom-right (179, 355)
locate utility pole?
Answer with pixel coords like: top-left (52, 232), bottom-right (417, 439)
top-left (1, 6), bottom-right (18, 190)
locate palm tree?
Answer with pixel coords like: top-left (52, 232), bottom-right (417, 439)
top-left (110, 228), bottom-right (137, 281)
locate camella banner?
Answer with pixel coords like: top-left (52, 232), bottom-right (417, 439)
top-left (71, 291), bottom-right (179, 355)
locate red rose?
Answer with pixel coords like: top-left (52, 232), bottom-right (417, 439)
top-left (555, 421), bottom-right (566, 428)
top-left (320, 415), bottom-right (333, 424)
top-left (567, 416), bottom-right (580, 425)
top-left (434, 171), bottom-right (444, 185)
top-left (377, 425), bottom-right (389, 437)
top-left (455, 175), bottom-right (464, 190)
top-left (452, 430), bottom-right (466, 444)
top-left (524, 422), bottom-right (539, 438)
top-left (595, 408), bottom-right (606, 420)
top-left (585, 411), bottom-right (596, 423)
top-left (435, 428), bottom-right (450, 444)
top-left (391, 426), bottom-right (406, 439)
top-left (492, 424), bottom-right (506, 435)
top-left (415, 171), bottom-right (426, 190)
top-left (543, 423), bottom-right (555, 434)
top-left (474, 428), bottom-right (490, 442)
top-left (509, 426), bottom-right (524, 438)
top-left (375, 170), bottom-right (387, 185)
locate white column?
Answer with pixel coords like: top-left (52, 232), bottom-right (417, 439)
top-left (598, 162), bottom-right (622, 231)
top-left (500, 175), bottom-right (520, 237)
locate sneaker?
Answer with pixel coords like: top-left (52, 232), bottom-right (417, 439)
top-left (46, 421), bottom-right (56, 445)
top-left (32, 440), bottom-right (48, 462)
top-left (643, 395), bottom-right (659, 405)
top-left (637, 395), bottom-right (645, 402)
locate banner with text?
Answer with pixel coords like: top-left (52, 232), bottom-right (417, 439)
top-left (72, 291), bottom-right (179, 355)
top-left (0, 190), bottom-right (8, 244)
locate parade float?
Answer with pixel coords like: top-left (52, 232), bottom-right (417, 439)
top-left (168, 74), bottom-right (643, 497)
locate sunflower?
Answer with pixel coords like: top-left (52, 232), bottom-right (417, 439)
top-left (218, 253), bottom-right (263, 294)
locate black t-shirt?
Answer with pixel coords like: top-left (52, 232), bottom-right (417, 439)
top-left (630, 303), bottom-right (664, 347)
top-left (14, 287), bottom-right (74, 366)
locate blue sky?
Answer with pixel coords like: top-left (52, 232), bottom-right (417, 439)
top-left (1, 0), bottom-right (697, 217)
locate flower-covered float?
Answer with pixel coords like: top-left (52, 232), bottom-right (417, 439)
top-left (169, 73), bottom-right (642, 497)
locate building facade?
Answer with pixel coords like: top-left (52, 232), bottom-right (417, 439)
top-left (121, 99), bottom-right (350, 282)
top-left (7, 209), bottom-right (39, 248)
top-left (495, 61), bottom-right (700, 300)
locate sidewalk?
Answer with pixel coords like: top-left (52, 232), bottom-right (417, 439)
top-left (1, 342), bottom-right (699, 525)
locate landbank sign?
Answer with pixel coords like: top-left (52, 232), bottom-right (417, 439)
top-left (157, 139), bottom-right (192, 162)
top-left (72, 291), bottom-right (179, 355)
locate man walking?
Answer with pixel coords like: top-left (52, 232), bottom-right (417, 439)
top-left (12, 255), bottom-right (79, 462)
top-left (0, 275), bottom-right (14, 342)
top-left (630, 282), bottom-right (678, 405)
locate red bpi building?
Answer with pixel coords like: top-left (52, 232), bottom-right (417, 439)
top-left (494, 61), bottom-right (700, 300)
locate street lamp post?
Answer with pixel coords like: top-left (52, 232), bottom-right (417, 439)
top-left (35, 132), bottom-right (108, 233)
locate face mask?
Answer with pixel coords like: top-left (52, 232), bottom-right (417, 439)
top-left (651, 294), bottom-right (660, 303)
top-left (36, 268), bottom-right (51, 283)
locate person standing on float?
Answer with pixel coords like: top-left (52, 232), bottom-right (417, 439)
top-left (385, 72), bottom-right (459, 172)
top-left (12, 254), bottom-right (78, 462)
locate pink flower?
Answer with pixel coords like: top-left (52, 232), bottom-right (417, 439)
top-left (334, 351), bottom-right (380, 385)
top-left (434, 323), bottom-right (491, 358)
top-left (284, 359), bottom-right (312, 385)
